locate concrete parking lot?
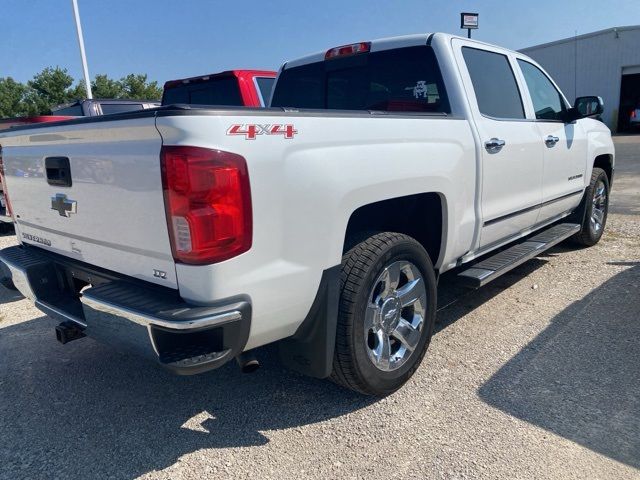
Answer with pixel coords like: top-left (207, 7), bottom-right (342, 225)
top-left (0, 137), bottom-right (638, 480)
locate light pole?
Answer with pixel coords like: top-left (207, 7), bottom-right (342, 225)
top-left (460, 12), bottom-right (479, 39)
top-left (71, 0), bottom-right (93, 99)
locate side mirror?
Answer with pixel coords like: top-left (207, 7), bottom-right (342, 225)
top-left (574, 96), bottom-right (604, 118)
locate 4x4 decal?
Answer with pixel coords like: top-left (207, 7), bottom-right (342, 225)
top-left (227, 124), bottom-right (298, 140)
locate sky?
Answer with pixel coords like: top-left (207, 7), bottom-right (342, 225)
top-left (1, 0), bottom-right (639, 86)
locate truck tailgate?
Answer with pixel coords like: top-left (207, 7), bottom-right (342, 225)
top-left (0, 117), bottom-right (177, 288)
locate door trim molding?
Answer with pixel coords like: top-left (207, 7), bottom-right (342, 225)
top-left (483, 188), bottom-right (584, 227)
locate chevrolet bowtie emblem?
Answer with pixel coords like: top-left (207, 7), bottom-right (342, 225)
top-left (51, 193), bottom-right (77, 217)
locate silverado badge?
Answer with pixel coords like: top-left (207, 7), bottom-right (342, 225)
top-left (51, 193), bottom-right (77, 217)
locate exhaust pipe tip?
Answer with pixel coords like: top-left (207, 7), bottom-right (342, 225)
top-left (236, 352), bottom-right (260, 373)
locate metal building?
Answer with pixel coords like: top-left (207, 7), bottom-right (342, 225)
top-left (520, 25), bottom-right (640, 132)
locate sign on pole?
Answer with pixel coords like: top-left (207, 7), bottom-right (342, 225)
top-left (460, 12), bottom-right (479, 39)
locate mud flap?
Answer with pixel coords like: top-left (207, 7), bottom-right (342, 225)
top-left (278, 265), bottom-right (340, 378)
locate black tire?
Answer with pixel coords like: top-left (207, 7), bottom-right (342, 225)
top-left (331, 232), bottom-right (437, 396)
top-left (572, 167), bottom-right (609, 247)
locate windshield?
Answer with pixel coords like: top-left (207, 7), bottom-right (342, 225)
top-left (271, 46), bottom-right (449, 113)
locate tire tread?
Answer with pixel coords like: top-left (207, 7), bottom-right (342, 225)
top-left (331, 232), bottom-right (432, 395)
top-left (572, 167), bottom-right (608, 247)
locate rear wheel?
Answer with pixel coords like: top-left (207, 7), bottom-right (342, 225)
top-left (572, 167), bottom-right (609, 247)
top-left (331, 232), bottom-right (437, 396)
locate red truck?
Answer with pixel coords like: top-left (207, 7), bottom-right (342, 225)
top-left (161, 69), bottom-right (276, 107)
top-left (0, 115), bottom-right (74, 131)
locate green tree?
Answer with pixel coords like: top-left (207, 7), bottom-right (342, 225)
top-left (24, 67), bottom-right (76, 114)
top-left (119, 74), bottom-right (162, 100)
top-left (70, 73), bottom-right (160, 101)
top-left (0, 77), bottom-right (27, 117)
top-left (68, 80), bottom-right (86, 100)
top-left (0, 68), bottom-right (163, 118)
top-left (92, 74), bottom-right (125, 98)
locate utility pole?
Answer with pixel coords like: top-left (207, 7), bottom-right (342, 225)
top-left (71, 0), bottom-right (93, 99)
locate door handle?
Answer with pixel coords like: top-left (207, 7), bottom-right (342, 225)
top-left (45, 156), bottom-right (72, 187)
top-left (545, 135), bottom-right (560, 147)
top-left (485, 138), bottom-right (505, 152)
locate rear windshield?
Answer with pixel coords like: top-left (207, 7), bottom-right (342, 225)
top-left (271, 46), bottom-right (449, 113)
top-left (162, 76), bottom-right (243, 106)
top-left (52, 104), bottom-right (83, 116)
top-left (100, 103), bottom-right (145, 115)
top-left (255, 77), bottom-right (275, 105)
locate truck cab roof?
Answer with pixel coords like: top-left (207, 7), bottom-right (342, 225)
top-left (283, 32), bottom-right (510, 69)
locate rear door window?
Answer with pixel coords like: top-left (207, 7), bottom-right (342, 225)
top-left (271, 46), bottom-right (450, 113)
top-left (462, 47), bottom-right (525, 119)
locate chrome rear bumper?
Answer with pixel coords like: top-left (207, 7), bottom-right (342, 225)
top-left (0, 245), bottom-right (251, 374)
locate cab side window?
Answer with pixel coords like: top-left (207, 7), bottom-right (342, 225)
top-left (462, 47), bottom-right (525, 119)
top-left (517, 60), bottom-right (567, 121)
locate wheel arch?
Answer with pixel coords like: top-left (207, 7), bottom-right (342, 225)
top-left (279, 191), bottom-right (448, 379)
top-left (342, 192), bottom-right (447, 270)
top-left (593, 153), bottom-right (614, 185)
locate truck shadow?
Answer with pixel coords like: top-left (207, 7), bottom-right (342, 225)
top-left (0, 314), bottom-right (374, 479)
top-left (477, 264), bottom-right (640, 468)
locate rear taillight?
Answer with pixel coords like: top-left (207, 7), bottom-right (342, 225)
top-left (160, 145), bottom-right (252, 265)
top-left (632, 110), bottom-right (637, 119)
top-left (0, 145), bottom-right (14, 219)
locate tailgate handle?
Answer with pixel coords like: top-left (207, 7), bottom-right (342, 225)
top-left (45, 157), bottom-right (72, 187)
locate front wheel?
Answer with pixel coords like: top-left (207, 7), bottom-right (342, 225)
top-left (331, 232), bottom-right (437, 396)
top-left (572, 167), bottom-right (609, 247)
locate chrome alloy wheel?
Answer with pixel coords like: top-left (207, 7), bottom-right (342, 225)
top-left (590, 179), bottom-right (607, 235)
top-left (364, 261), bottom-right (427, 372)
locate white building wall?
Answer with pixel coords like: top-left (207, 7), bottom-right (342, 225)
top-left (520, 26), bottom-right (640, 130)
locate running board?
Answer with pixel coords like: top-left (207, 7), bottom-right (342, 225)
top-left (457, 223), bottom-right (580, 288)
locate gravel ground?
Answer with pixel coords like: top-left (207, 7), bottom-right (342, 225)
top-left (0, 137), bottom-right (638, 480)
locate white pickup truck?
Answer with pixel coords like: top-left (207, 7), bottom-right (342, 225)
top-left (0, 33), bottom-right (614, 395)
